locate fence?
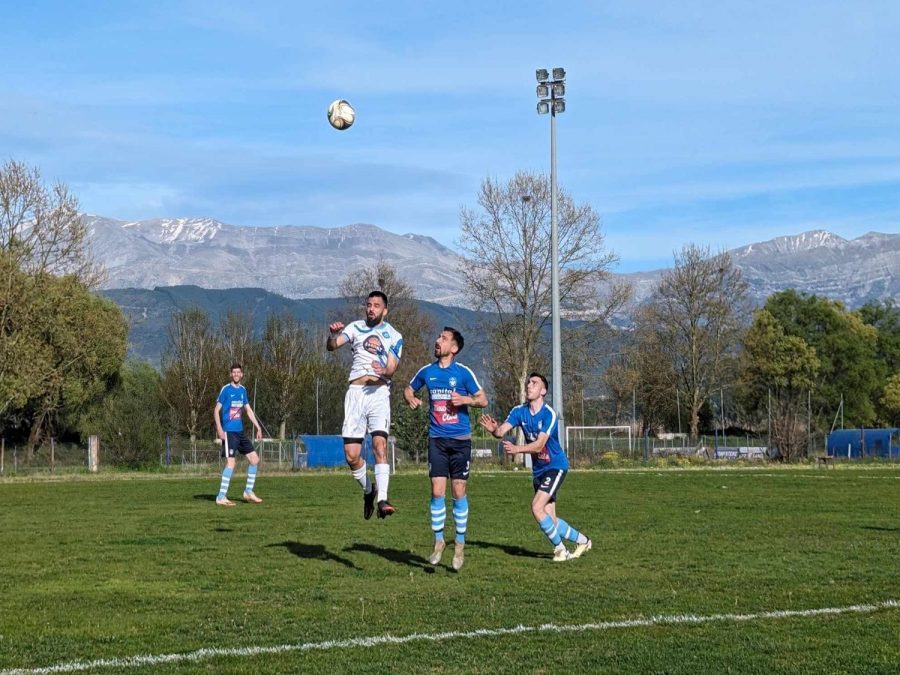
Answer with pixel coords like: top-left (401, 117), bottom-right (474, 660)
top-left (0, 439), bottom-right (91, 476)
top-left (3, 430), bottom-right (896, 477)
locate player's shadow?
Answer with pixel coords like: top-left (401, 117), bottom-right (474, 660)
top-left (193, 494), bottom-right (218, 502)
top-left (343, 543), bottom-right (435, 573)
top-left (861, 525), bottom-right (898, 532)
top-left (269, 541), bottom-right (359, 570)
top-left (467, 539), bottom-right (551, 559)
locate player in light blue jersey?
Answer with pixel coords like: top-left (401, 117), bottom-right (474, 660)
top-left (405, 327), bottom-right (487, 570)
top-left (480, 372), bottom-right (591, 561)
top-left (213, 363), bottom-right (264, 506)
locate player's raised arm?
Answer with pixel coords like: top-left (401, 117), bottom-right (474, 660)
top-left (480, 414), bottom-right (513, 439)
top-left (326, 321), bottom-right (349, 351)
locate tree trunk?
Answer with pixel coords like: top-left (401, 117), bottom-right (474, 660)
top-left (279, 418), bottom-right (286, 441)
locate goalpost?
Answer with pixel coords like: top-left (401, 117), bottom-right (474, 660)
top-left (566, 426), bottom-right (634, 464)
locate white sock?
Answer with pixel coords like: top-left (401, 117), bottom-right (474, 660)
top-left (351, 462), bottom-right (370, 492)
top-left (554, 543), bottom-right (567, 554)
top-left (374, 463), bottom-right (390, 502)
top-left (576, 533), bottom-right (588, 545)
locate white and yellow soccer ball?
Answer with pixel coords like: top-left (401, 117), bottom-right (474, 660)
top-left (327, 99), bottom-right (355, 130)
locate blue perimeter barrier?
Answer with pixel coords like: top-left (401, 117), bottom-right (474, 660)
top-left (298, 435), bottom-right (374, 468)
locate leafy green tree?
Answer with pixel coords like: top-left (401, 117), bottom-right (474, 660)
top-left (740, 309), bottom-right (820, 460)
top-left (881, 373), bottom-right (900, 427)
top-left (79, 360), bottom-right (167, 467)
top-left (858, 300), bottom-right (900, 424)
top-left (392, 396), bottom-right (430, 463)
top-left (23, 275), bottom-right (127, 453)
top-left (765, 291), bottom-right (880, 427)
top-left (0, 160), bottom-right (105, 431)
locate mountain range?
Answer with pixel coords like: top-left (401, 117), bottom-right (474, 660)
top-left (86, 215), bottom-right (899, 310)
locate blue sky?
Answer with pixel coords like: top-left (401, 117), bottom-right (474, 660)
top-left (2, 1), bottom-right (899, 272)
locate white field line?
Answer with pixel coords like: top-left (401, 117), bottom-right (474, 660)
top-left (3, 599), bottom-right (897, 675)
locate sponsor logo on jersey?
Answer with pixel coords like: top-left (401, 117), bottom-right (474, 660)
top-left (363, 335), bottom-right (385, 356)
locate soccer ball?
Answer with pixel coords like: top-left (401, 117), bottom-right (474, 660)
top-left (327, 99), bottom-right (355, 130)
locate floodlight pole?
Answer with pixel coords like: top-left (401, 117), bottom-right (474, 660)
top-left (536, 67), bottom-right (566, 443)
top-left (550, 94), bottom-right (564, 442)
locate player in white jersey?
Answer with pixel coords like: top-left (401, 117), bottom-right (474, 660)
top-left (327, 290), bottom-right (404, 520)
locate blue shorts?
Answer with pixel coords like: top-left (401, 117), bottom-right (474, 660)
top-left (533, 469), bottom-right (566, 503)
top-left (222, 431), bottom-right (255, 458)
top-left (428, 437), bottom-right (472, 480)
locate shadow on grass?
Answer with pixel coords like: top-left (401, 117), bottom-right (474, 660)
top-left (343, 543), bottom-right (435, 573)
top-left (861, 525), bottom-right (898, 532)
top-left (214, 527), bottom-right (233, 532)
top-left (467, 539), bottom-right (551, 559)
top-left (269, 541), bottom-right (359, 569)
top-left (193, 494), bottom-right (217, 502)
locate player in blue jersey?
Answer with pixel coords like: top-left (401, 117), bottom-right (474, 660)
top-left (213, 363), bottom-right (264, 506)
top-left (405, 327), bottom-right (487, 570)
top-left (327, 291), bottom-right (404, 520)
top-left (480, 372), bottom-right (591, 561)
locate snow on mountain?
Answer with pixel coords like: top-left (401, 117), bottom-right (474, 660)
top-left (86, 216), bottom-right (899, 310)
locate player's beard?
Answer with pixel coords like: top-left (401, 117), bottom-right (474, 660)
top-left (365, 311), bottom-right (385, 327)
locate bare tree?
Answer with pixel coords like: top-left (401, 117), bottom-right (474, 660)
top-left (633, 245), bottom-right (750, 440)
top-left (160, 308), bottom-right (220, 449)
top-left (458, 172), bottom-right (627, 409)
top-left (259, 313), bottom-right (308, 440)
top-left (0, 159), bottom-right (102, 285)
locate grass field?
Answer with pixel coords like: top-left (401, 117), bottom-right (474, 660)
top-left (0, 466), bottom-right (897, 674)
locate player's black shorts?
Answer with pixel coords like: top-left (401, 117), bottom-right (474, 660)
top-left (222, 431), bottom-right (255, 458)
top-left (428, 437), bottom-right (472, 480)
top-left (533, 469), bottom-right (566, 503)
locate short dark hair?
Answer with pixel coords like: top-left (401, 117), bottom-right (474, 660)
top-left (368, 290), bottom-right (388, 306)
top-left (231, 363), bottom-right (243, 371)
top-left (443, 326), bottom-right (464, 353)
top-left (528, 372), bottom-right (548, 392)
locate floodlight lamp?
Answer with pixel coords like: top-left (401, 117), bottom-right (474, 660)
top-left (537, 83), bottom-right (549, 98)
top-left (552, 99), bottom-right (566, 114)
top-left (552, 67), bottom-right (566, 80)
top-left (537, 100), bottom-right (550, 115)
top-left (551, 82), bottom-right (565, 97)
top-left (536, 68), bottom-right (549, 83)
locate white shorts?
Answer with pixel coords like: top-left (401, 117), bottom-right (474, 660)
top-left (342, 384), bottom-right (391, 439)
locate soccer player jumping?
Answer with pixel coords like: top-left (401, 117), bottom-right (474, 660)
top-left (480, 372), bottom-right (591, 561)
top-left (327, 291), bottom-right (404, 520)
top-left (405, 327), bottom-right (487, 570)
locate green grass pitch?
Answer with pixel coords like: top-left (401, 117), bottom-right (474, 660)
top-left (0, 466), bottom-right (897, 673)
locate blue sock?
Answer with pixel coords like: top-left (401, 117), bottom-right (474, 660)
top-left (244, 464), bottom-right (258, 495)
top-left (431, 497), bottom-right (446, 541)
top-left (217, 466), bottom-right (233, 499)
top-left (453, 496), bottom-right (469, 544)
top-left (539, 514), bottom-right (562, 546)
top-left (555, 517), bottom-right (583, 543)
